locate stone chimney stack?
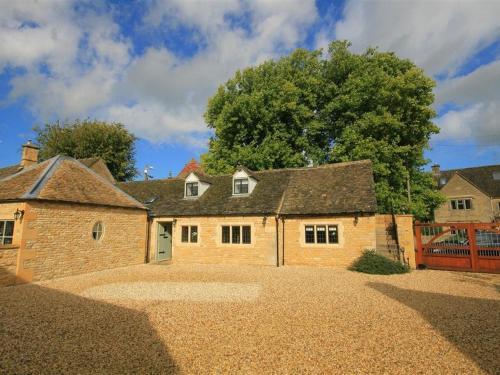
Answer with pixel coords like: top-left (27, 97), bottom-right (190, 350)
top-left (21, 140), bottom-right (39, 168)
top-left (431, 164), bottom-right (441, 179)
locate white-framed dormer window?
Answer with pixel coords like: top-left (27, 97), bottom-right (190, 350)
top-left (232, 168), bottom-right (257, 196)
top-left (184, 172), bottom-right (210, 198)
top-left (234, 178), bottom-right (249, 194)
top-left (186, 182), bottom-right (198, 197)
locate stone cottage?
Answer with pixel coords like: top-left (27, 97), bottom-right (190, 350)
top-left (432, 164), bottom-right (500, 223)
top-left (0, 143), bottom-right (147, 286)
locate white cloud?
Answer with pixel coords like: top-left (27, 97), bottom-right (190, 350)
top-left (332, 0), bottom-right (500, 77)
top-left (1, 0), bottom-right (317, 147)
top-left (435, 102), bottom-right (500, 145)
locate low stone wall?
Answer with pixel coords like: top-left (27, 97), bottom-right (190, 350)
top-left (375, 214), bottom-right (415, 268)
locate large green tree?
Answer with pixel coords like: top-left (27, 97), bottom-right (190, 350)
top-left (202, 41), bottom-right (444, 220)
top-left (34, 119), bottom-right (137, 181)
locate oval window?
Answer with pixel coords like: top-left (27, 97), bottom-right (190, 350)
top-left (92, 221), bottom-right (104, 241)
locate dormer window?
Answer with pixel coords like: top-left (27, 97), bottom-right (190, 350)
top-left (186, 182), bottom-right (199, 197)
top-left (234, 178), bottom-right (249, 195)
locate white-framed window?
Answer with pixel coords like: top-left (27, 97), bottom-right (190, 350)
top-left (181, 225), bottom-right (198, 243)
top-left (92, 221), bottom-right (104, 241)
top-left (233, 178), bottom-right (249, 194)
top-left (221, 225), bottom-right (251, 244)
top-left (450, 198), bottom-right (472, 210)
top-left (0, 220), bottom-right (14, 245)
top-left (185, 182), bottom-right (199, 197)
top-left (305, 224), bottom-right (339, 244)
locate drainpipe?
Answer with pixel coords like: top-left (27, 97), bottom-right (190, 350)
top-left (144, 212), bottom-right (152, 263)
top-left (281, 216), bottom-right (285, 266)
top-left (275, 215), bottom-right (280, 267)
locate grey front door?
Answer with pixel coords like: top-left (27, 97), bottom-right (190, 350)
top-left (157, 222), bottom-right (172, 261)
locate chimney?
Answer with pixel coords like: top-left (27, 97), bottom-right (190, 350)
top-left (21, 140), bottom-right (39, 168)
top-left (431, 164), bottom-right (440, 179)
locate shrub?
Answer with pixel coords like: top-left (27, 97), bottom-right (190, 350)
top-left (350, 249), bottom-right (410, 275)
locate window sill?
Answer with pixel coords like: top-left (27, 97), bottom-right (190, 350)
top-left (0, 244), bottom-right (20, 250)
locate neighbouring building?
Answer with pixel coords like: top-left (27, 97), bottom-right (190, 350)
top-left (0, 142), bottom-right (148, 286)
top-left (1, 142), bottom-right (415, 286)
top-left (432, 164), bottom-right (500, 223)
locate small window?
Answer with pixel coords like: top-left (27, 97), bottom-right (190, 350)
top-left (181, 225), bottom-right (198, 243)
top-left (242, 226), bottom-right (251, 244)
top-left (92, 221), bottom-right (103, 241)
top-left (305, 226), bottom-right (315, 243)
top-left (234, 178), bottom-right (249, 194)
top-left (181, 226), bottom-right (189, 242)
top-left (316, 226), bottom-right (327, 243)
top-left (222, 226), bottom-right (230, 243)
top-left (450, 198), bottom-right (472, 210)
top-left (0, 220), bottom-right (14, 245)
top-left (186, 182), bottom-right (199, 197)
top-left (328, 225), bottom-right (338, 244)
top-left (190, 226), bottom-right (198, 243)
top-left (232, 226), bottom-right (241, 244)
top-left (305, 224), bottom-right (340, 245)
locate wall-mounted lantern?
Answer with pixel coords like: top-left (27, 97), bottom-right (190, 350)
top-left (354, 212), bottom-right (359, 226)
top-left (14, 209), bottom-right (24, 221)
top-left (172, 218), bottom-right (177, 226)
top-left (262, 216), bottom-right (267, 226)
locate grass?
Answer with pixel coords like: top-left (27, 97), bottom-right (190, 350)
top-left (350, 249), bottom-right (410, 275)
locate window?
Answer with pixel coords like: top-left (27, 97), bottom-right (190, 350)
top-left (0, 220), bottom-right (14, 245)
top-left (242, 226), bottom-right (251, 244)
top-left (190, 226), bottom-right (198, 243)
top-left (316, 225), bottom-right (326, 243)
top-left (221, 225), bottom-right (251, 244)
top-left (232, 226), bottom-right (241, 243)
top-left (234, 178), bottom-right (249, 194)
top-left (222, 226), bottom-right (230, 243)
top-left (305, 224), bottom-right (339, 245)
top-left (185, 182), bottom-right (199, 197)
top-left (181, 226), bottom-right (189, 242)
top-left (450, 198), bottom-right (472, 210)
top-left (92, 221), bottom-right (103, 241)
top-left (305, 226), bottom-right (315, 243)
top-left (328, 225), bottom-right (339, 244)
top-left (181, 225), bottom-right (198, 243)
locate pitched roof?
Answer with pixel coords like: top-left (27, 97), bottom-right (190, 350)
top-left (0, 164), bottom-right (23, 180)
top-left (119, 160), bottom-right (377, 217)
top-left (78, 157), bottom-right (116, 184)
top-left (0, 156), bottom-right (145, 209)
top-left (177, 158), bottom-right (202, 178)
top-left (440, 164), bottom-right (500, 198)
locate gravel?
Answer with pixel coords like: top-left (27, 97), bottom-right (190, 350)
top-left (1, 263), bottom-right (499, 374)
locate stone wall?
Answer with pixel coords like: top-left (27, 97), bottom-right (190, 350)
top-left (19, 201), bottom-right (147, 282)
top-left (434, 174), bottom-right (494, 223)
top-left (150, 216), bottom-right (278, 266)
top-left (282, 215), bottom-right (376, 267)
top-left (375, 214), bottom-right (415, 269)
top-left (0, 202), bottom-right (26, 286)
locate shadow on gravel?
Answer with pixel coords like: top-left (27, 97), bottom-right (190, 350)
top-left (0, 266), bottom-right (179, 374)
top-left (368, 282), bottom-right (500, 375)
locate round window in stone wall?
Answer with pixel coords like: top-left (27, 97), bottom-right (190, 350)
top-left (92, 221), bottom-right (104, 241)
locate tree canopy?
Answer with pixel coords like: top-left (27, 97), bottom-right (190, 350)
top-left (34, 120), bottom-right (137, 181)
top-left (202, 41), bottom-right (444, 220)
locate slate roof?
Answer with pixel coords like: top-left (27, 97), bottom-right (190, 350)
top-left (0, 156), bottom-right (145, 209)
top-left (119, 160), bottom-right (377, 217)
top-left (440, 164), bottom-right (500, 198)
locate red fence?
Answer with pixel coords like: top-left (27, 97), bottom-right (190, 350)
top-left (414, 222), bottom-right (500, 273)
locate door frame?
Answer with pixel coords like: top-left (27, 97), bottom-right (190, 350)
top-left (156, 221), bottom-right (173, 262)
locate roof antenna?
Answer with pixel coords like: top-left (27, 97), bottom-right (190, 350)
top-left (144, 165), bottom-right (154, 181)
top-left (168, 170), bottom-right (173, 179)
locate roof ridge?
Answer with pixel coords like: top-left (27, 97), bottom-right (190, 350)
top-left (22, 156), bottom-right (62, 199)
top-left (71, 157), bottom-right (146, 209)
top-left (442, 164), bottom-right (500, 173)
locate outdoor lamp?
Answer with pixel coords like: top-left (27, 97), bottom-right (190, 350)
top-left (14, 209), bottom-right (24, 221)
top-left (262, 216), bottom-right (267, 225)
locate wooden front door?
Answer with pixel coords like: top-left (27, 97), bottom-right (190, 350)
top-left (157, 222), bottom-right (172, 261)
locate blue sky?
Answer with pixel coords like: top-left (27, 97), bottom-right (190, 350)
top-left (0, 0), bottom-right (499, 178)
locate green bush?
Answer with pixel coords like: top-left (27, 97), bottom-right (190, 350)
top-left (350, 249), bottom-right (410, 275)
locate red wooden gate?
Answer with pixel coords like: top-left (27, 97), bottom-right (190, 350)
top-left (414, 222), bottom-right (500, 273)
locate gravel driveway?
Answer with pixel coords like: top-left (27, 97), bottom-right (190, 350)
top-left (1, 264), bottom-right (499, 374)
